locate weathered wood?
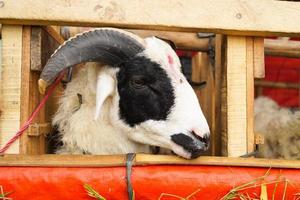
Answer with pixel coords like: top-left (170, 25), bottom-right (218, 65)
top-left (213, 34), bottom-right (223, 156)
top-left (0, 0), bottom-right (300, 36)
top-left (20, 26), bottom-right (47, 154)
top-left (222, 36), bottom-right (256, 157)
top-left (192, 53), bottom-right (216, 155)
top-left (30, 27), bottom-right (62, 71)
top-left (61, 27), bottom-right (300, 58)
top-left (221, 37), bottom-right (228, 156)
top-left (223, 36), bottom-right (248, 157)
top-left (43, 26), bottom-right (65, 45)
top-left (253, 37), bottom-right (265, 78)
top-left (265, 38), bottom-right (300, 58)
top-left (30, 27), bottom-right (42, 71)
top-left (28, 123), bottom-right (51, 137)
top-left (0, 154), bottom-right (299, 169)
top-left (62, 26), bottom-right (211, 51)
top-left (255, 80), bottom-right (300, 89)
top-left (20, 26), bottom-right (65, 154)
top-left (0, 25), bottom-right (23, 154)
top-left (246, 37), bottom-right (255, 154)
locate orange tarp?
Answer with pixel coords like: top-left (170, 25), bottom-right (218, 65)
top-left (0, 165), bottom-right (299, 200)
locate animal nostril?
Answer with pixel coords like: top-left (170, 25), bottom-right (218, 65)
top-left (192, 131), bottom-right (210, 144)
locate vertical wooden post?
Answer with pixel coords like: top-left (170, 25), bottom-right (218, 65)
top-left (213, 34), bottom-right (224, 156)
top-left (192, 52), bottom-right (215, 155)
top-left (0, 25), bottom-right (23, 154)
top-left (222, 36), bottom-right (255, 157)
top-left (246, 38), bottom-right (255, 154)
top-left (19, 26), bottom-right (64, 154)
top-left (19, 26), bottom-right (47, 154)
top-left (253, 38), bottom-right (265, 79)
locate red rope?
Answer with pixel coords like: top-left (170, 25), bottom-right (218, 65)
top-left (0, 72), bottom-right (65, 154)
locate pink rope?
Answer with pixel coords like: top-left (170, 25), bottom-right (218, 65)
top-left (0, 72), bottom-right (65, 154)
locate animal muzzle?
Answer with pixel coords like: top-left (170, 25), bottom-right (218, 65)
top-left (171, 131), bottom-right (210, 159)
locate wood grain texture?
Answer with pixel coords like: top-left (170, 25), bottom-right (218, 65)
top-left (30, 27), bottom-right (62, 71)
top-left (61, 27), bottom-right (300, 57)
top-left (246, 37), bottom-right (255, 153)
top-left (213, 34), bottom-right (223, 156)
top-left (0, 25), bottom-right (23, 153)
top-left (0, 154), bottom-right (299, 169)
top-left (225, 36), bottom-right (248, 157)
top-left (20, 26), bottom-right (47, 154)
top-left (192, 53), bottom-right (216, 155)
top-left (253, 37), bottom-right (265, 78)
top-left (62, 27), bottom-right (211, 51)
top-left (265, 38), bottom-right (300, 58)
top-left (255, 80), bottom-right (300, 89)
top-left (0, 0), bottom-right (300, 36)
top-left (20, 26), bottom-right (65, 154)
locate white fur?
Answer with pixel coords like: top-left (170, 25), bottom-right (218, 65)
top-left (53, 37), bottom-right (210, 158)
top-left (53, 63), bottom-right (150, 154)
top-left (254, 96), bottom-right (300, 160)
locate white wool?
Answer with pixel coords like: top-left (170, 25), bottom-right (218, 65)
top-left (254, 96), bottom-right (300, 160)
top-left (52, 62), bottom-right (150, 154)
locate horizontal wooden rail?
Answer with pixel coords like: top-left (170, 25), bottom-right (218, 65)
top-left (255, 80), bottom-right (300, 89)
top-left (265, 38), bottom-right (300, 58)
top-left (61, 27), bottom-right (300, 58)
top-left (0, 154), bottom-right (299, 169)
top-left (0, 0), bottom-right (300, 36)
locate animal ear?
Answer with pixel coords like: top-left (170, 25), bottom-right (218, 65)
top-left (94, 71), bottom-right (115, 120)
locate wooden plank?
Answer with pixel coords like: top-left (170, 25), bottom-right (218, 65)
top-left (20, 26), bottom-right (47, 154)
top-left (255, 80), bottom-right (300, 89)
top-left (213, 34), bottom-right (223, 156)
top-left (221, 37), bottom-right (228, 156)
top-left (224, 36), bottom-right (248, 157)
top-left (42, 26), bottom-right (65, 45)
top-left (30, 27), bottom-right (42, 71)
top-left (253, 37), bottom-right (265, 78)
top-left (62, 27), bottom-right (211, 51)
top-left (265, 38), bottom-right (300, 58)
top-left (246, 37), bottom-right (255, 153)
top-left (0, 0), bottom-right (300, 36)
top-left (0, 154), bottom-right (299, 169)
top-left (61, 27), bottom-right (300, 57)
top-left (30, 26), bottom-right (62, 71)
top-left (0, 25), bottom-right (23, 153)
top-left (192, 53), bottom-right (216, 155)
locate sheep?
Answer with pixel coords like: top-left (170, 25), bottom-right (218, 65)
top-left (39, 28), bottom-right (210, 159)
top-left (254, 96), bottom-right (300, 160)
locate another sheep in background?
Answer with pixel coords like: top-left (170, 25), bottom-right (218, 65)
top-left (254, 96), bottom-right (300, 159)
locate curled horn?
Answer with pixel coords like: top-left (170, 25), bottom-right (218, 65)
top-left (38, 28), bottom-right (145, 94)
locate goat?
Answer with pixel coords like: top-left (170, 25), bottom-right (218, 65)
top-left (39, 28), bottom-right (210, 159)
top-left (254, 96), bottom-right (300, 159)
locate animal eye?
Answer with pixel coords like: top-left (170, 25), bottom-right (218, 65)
top-left (130, 77), bottom-right (146, 89)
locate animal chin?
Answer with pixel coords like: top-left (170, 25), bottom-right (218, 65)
top-left (170, 133), bottom-right (209, 159)
top-left (170, 142), bottom-right (192, 159)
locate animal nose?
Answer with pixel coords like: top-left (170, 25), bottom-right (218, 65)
top-left (170, 131), bottom-right (210, 159)
top-left (191, 130), bottom-right (210, 149)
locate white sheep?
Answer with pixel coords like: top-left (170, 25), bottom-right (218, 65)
top-left (40, 28), bottom-right (210, 159)
top-left (254, 96), bottom-right (300, 159)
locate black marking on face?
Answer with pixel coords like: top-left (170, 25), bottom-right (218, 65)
top-left (171, 133), bottom-right (210, 159)
top-left (117, 56), bottom-right (175, 127)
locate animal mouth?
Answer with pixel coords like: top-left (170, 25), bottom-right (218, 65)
top-left (170, 132), bottom-right (210, 159)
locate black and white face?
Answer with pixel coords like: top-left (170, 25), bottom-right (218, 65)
top-left (105, 37), bottom-right (210, 159)
top-left (40, 28), bottom-right (210, 158)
